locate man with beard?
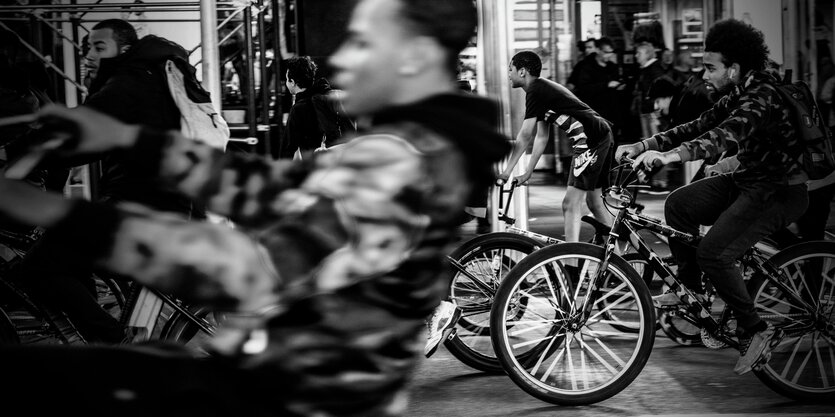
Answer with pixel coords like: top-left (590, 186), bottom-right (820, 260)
top-left (0, 0), bottom-right (509, 415)
top-left (616, 19), bottom-right (809, 376)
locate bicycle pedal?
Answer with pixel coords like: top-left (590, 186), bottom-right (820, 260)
top-left (445, 328), bottom-right (458, 341)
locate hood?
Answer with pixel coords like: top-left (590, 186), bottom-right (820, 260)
top-left (372, 92), bottom-right (511, 186)
top-left (296, 77), bottom-right (332, 101)
top-left (739, 66), bottom-right (783, 91)
top-left (91, 35), bottom-right (188, 91)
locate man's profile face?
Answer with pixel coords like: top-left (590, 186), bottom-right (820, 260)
top-left (635, 47), bottom-right (652, 66)
top-left (86, 28), bottom-right (121, 74)
top-left (702, 51), bottom-right (734, 99)
top-left (583, 40), bottom-right (598, 57)
top-left (654, 96), bottom-right (673, 116)
top-left (596, 45), bottom-right (615, 65)
top-left (329, 0), bottom-right (409, 116)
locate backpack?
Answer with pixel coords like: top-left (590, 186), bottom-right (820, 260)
top-left (773, 70), bottom-right (835, 180)
top-left (311, 89), bottom-right (356, 148)
top-left (164, 59), bottom-right (230, 151)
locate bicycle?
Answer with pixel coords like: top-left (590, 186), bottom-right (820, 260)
top-left (0, 220), bottom-right (220, 351)
top-left (444, 180), bottom-right (661, 373)
top-left (489, 160), bottom-right (835, 404)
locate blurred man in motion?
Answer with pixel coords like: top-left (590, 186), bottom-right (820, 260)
top-left (0, 0), bottom-right (509, 415)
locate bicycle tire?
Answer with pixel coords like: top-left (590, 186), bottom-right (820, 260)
top-left (444, 232), bottom-right (542, 373)
top-left (490, 242), bottom-right (655, 405)
top-left (750, 240), bottom-right (835, 402)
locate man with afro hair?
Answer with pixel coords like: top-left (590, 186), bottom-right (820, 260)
top-left (617, 19), bottom-right (810, 375)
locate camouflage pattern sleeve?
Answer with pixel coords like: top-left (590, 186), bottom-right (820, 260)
top-left (651, 83), bottom-right (778, 163)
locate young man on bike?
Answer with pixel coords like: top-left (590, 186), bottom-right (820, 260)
top-left (498, 50), bottom-right (614, 244)
top-left (617, 19), bottom-right (809, 375)
top-left (0, 0), bottom-right (509, 414)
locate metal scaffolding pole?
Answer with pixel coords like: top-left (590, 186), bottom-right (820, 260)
top-left (243, 5), bottom-right (258, 140)
top-left (256, 1), bottom-right (271, 156)
top-left (200, 0), bottom-right (223, 111)
top-left (478, 0), bottom-right (528, 231)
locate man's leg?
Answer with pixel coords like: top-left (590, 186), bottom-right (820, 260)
top-left (664, 175), bottom-right (736, 293)
top-left (586, 188), bottom-right (612, 229)
top-left (562, 186), bottom-right (586, 242)
top-left (697, 182), bottom-right (809, 332)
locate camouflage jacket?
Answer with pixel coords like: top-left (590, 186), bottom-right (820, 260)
top-left (648, 68), bottom-right (808, 185)
top-left (57, 93), bottom-right (509, 416)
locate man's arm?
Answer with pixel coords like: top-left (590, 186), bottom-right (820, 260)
top-left (499, 117), bottom-right (537, 181)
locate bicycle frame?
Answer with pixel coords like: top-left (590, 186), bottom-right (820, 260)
top-left (579, 162), bottom-right (819, 348)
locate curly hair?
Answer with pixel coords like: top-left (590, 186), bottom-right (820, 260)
top-left (510, 51), bottom-right (542, 77)
top-left (704, 19), bottom-right (770, 74)
top-left (285, 56), bottom-right (318, 90)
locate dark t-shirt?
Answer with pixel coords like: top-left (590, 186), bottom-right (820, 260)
top-left (524, 78), bottom-right (611, 145)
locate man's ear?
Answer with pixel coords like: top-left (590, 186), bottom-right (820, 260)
top-left (398, 36), bottom-right (442, 76)
top-left (119, 45), bottom-right (131, 54)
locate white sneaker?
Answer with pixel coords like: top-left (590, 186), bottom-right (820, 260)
top-left (424, 300), bottom-right (461, 358)
top-left (652, 291), bottom-right (706, 308)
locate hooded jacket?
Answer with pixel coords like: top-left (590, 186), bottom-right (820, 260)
top-left (85, 35), bottom-right (198, 215)
top-left (50, 91), bottom-right (510, 416)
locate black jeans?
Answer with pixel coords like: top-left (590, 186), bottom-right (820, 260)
top-left (664, 175), bottom-right (809, 332)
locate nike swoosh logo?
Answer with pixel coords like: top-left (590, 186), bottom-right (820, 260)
top-left (573, 149), bottom-right (596, 177)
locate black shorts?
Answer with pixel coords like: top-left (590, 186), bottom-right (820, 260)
top-left (567, 134), bottom-right (613, 191)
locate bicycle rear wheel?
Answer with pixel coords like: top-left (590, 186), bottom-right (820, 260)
top-left (444, 232), bottom-right (542, 373)
top-left (750, 241), bottom-right (835, 402)
top-left (490, 242), bottom-right (655, 405)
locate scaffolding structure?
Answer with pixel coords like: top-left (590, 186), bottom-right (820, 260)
top-left (0, 0), bottom-right (292, 198)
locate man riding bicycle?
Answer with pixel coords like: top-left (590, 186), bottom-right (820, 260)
top-left (617, 19), bottom-right (810, 375)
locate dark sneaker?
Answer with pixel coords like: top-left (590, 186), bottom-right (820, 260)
top-left (424, 300), bottom-right (461, 358)
top-left (734, 324), bottom-right (776, 375)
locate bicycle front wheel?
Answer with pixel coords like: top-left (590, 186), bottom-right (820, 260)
top-left (490, 242), bottom-right (655, 405)
top-left (445, 232), bottom-right (542, 373)
top-left (751, 241), bottom-right (835, 402)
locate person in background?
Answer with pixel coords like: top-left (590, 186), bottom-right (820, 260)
top-left (281, 55), bottom-right (356, 160)
top-left (8, 19), bottom-right (208, 346)
top-left (0, 0), bottom-right (510, 415)
top-left (573, 37), bottom-right (623, 133)
top-left (566, 38), bottom-right (599, 92)
top-left (667, 50), bottom-right (695, 86)
top-left (632, 42), bottom-right (668, 190)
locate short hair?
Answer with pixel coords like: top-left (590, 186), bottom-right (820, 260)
top-left (92, 19), bottom-right (138, 49)
top-left (647, 76), bottom-right (680, 99)
top-left (510, 51), bottom-right (542, 77)
top-left (636, 42), bottom-right (655, 57)
top-left (286, 55), bottom-right (318, 89)
top-left (595, 37), bottom-right (614, 50)
top-left (393, 0), bottom-right (477, 73)
top-left (704, 18), bottom-right (770, 74)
